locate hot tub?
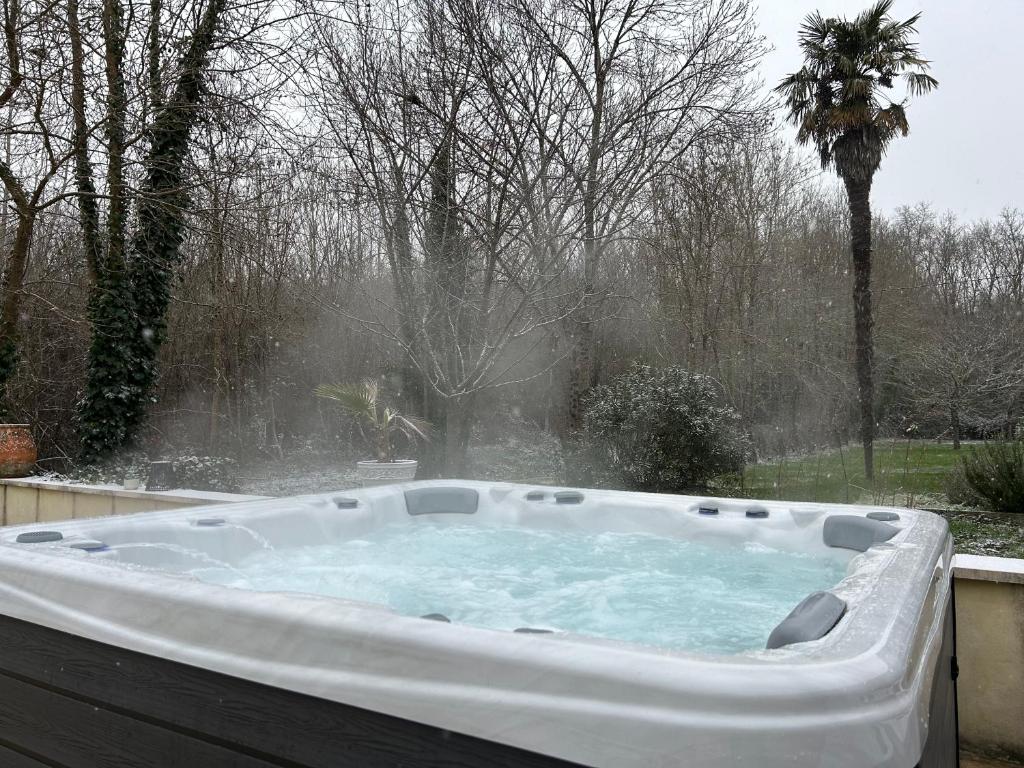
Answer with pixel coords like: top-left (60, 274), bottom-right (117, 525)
top-left (0, 481), bottom-right (957, 767)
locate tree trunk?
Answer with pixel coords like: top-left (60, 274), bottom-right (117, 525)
top-left (0, 206), bottom-right (34, 408)
top-left (565, 319), bottom-right (595, 435)
top-left (843, 175), bottom-right (875, 481)
top-left (208, 179), bottom-right (225, 451)
top-left (950, 393), bottom-right (961, 450)
top-left (78, 0), bottom-right (228, 459)
top-left (444, 394), bottom-right (474, 478)
top-left (68, 0), bottom-right (103, 284)
top-left (102, 0), bottom-right (128, 272)
top-left (564, 41), bottom-right (605, 438)
top-left (419, 386), bottom-right (448, 476)
top-left (418, 131), bottom-right (471, 478)
top-left (147, 0), bottom-right (162, 113)
top-left (419, 391), bottom-right (475, 480)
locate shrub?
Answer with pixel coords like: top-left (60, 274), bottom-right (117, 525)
top-left (467, 409), bottom-right (564, 484)
top-left (173, 455), bottom-right (241, 493)
top-left (944, 463), bottom-right (986, 508)
top-left (72, 452), bottom-right (149, 486)
top-left (575, 365), bottom-right (751, 493)
top-left (956, 441), bottom-right (1024, 513)
top-left (71, 453), bottom-right (241, 493)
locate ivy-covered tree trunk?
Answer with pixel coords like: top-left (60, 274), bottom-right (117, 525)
top-left (101, 0), bottom-right (128, 273)
top-left (71, 0), bottom-right (144, 456)
top-left (78, 269), bottom-right (148, 458)
top-left (77, 0), bottom-right (227, 459)
top-left (68, 0), bottom-right (103, 282)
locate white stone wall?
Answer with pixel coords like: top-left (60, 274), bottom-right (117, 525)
top-left (0, 477), bottom-right (269, 525)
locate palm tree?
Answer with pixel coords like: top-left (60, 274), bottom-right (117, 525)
top-left (315, 380), bottom-right (431, 463)
top-left (776, 0), bottom-right (936, 480)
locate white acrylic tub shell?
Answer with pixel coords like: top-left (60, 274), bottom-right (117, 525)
top-left (0, 480), bottom-right (952, 768)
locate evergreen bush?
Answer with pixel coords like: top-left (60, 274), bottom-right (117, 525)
top-left (957, 441), bottom-right (1024, 513)
top-left (576, 364), bottom-right (751, 493)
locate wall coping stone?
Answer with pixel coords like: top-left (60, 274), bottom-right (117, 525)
top-left (953, 554), bottom-right (1024, 586)
top-left (1, 476), bottom-right (269, 505)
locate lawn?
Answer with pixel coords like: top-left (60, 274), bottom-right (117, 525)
top-left (723, 439), bottom-right (963, 508)
top-left (713, 439), bottom-right (1024, 558)
top-left (229, 436), bottom-right (1023, 558)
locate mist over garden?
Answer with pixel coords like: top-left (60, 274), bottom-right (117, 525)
top-left (1, 0), bottom-right (1021, 533)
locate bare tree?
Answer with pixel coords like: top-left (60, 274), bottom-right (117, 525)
top-left (510, 0), bottom-right (766, 434)
top-left (69, 0), bottom-right (297, 457)
top-left (893, 207), bottom-right (1024, 446)
top-left (303, 0), bottom-right (577, 475)
top-left (0, 0), bottom-right (75, 410)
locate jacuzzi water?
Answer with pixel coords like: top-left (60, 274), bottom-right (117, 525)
top-left (193, 523), bottom-right (848, 654)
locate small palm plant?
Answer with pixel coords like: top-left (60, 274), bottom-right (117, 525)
top-left (315, 380), bottom-right (430, 463)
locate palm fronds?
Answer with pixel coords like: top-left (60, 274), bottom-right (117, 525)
top-left (905, 71), bottom-right (938, 97)
top-left (390, 412), bottom-right (432, 443)
top-left (314, 381), bottom-right (378, 423)
top-left (774, 1), bottom-right (936, 181)
top-left (315, 379), bottom-right (430, 463)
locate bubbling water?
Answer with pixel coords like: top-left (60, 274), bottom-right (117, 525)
top-left (193, 523), bottom-right (848, 654)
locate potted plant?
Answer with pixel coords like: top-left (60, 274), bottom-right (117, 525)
top-left (315, 379), bottom-right (430, 486)
top-left (0, 424), bottom-right (37, 478)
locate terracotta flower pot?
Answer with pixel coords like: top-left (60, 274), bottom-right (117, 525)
top-left (0, 424), bottom-right (37, 478)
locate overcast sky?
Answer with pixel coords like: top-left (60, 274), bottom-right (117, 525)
top-left (756, 0), bottom-right (1022, 222)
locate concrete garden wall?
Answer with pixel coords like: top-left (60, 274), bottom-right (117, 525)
top-left (0, 477), bottom-right (268, 525)
top-left (953, 555), bottom-right (1024, 762)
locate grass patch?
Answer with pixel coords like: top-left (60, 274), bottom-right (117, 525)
top-left (943, 513), bottom-right (1024, 559)
top-left (721, 439), bottom-right (964, 506)
top-left (712, 439), bottom-right (1024, 557)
